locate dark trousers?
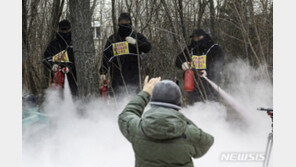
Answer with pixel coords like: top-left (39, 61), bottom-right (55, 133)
top-left (66, 72), bottom-right (78, 97)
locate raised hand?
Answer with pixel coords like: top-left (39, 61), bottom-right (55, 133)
top-left (142, 76), bottom-right (161, 95)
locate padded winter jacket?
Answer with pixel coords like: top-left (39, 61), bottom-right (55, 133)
top-left (118, 91), bottom-right (214, 167)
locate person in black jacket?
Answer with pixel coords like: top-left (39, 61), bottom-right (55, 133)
top-left (43, 20), bottom-right (78, 97)
top-left (175, 29), bottom-right (224, 104)
top-left (100, 13), bottom-right (151, 95)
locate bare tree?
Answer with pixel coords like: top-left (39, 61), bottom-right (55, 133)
top-left (22, 0), bottom-right (28, 62)
top-left (91, 0), bottom-right (98, 17)
top-left (111, 0), bottom-right (117, 33)
top-left (197, 0), bottom-right (208, 28)
top-left (177, 0), bottom-right (187, 39)
top-left (69, 0), bottom-right (99, 98)
top-left (209, 0), bottom-right (216, 40)
top-left (49, 0), bottom-right (65, 40)
top-left (23, 0), bottom-right (273, 102)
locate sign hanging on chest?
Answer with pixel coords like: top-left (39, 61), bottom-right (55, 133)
top-left (191, 55), bottom-right (207, 69)
top-left (112, 41), bottom-right (130, 56)
top-left (52, 50), bottom-right (70, 63)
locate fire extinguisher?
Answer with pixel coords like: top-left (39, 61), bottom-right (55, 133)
top-left (100, 80), bottom-right (108, 97)
top-left (52, 67), bottom-right (65, 89)
top-left (184, 69), bottom-right (195, 92)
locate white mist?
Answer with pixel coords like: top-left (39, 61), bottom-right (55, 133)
top-left (23, 60), bottom-right (273, 167)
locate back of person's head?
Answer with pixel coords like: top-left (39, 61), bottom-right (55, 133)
top-left (150, 80), bottom-right (183, 110)
top-left (59, 20), bottom-right (71, 31)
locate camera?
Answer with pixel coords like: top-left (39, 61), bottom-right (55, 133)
top-left (257, 107), bottom-right (273, 118)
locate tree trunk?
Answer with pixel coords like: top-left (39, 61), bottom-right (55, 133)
top-left (69, 0), bottom-right (99, 98)
top-left (22, 0), bottom-right (29, 91)
top-left (209, 0), bottom-right (217, 40)
top-left (197, 0), bottom-right (208, 29)
top-left (91, 0), bottom-right (98, 17)
top-left (111, 0), bottom-right (117, 34)
top-left (177, 0), bottom-right (186, 39)
top-left (22, 0), bottom-right (28, 62)
top-left (26, 0), bottom-right (41, 94)
top-left (160, 0), bottom-right (178, 43)
top-left (50, 0), bottom-right (65, 40)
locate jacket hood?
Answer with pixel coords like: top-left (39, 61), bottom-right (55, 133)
top-left (189, 29), bottom-right (215, 52)
top-left (191, 34), bottom-right (214, 48)
top-left (141, 107), bottom-right (187, 140)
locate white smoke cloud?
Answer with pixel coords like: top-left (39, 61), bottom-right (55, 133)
top-left (23, 59), bottom-right (273, 167)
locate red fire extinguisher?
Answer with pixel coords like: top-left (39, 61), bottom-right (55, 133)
top-left (184, 69), bottom-right (195, 92)
top-left (100, 80), bottom-right (108, 97)
top-left (52, 67), bottom-right (65, 89)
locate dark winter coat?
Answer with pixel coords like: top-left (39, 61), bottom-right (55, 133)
top-left (175, 35), bottom-right (224, 103)
top-left (101, 31), bottom-right (151, 92)
top-left (43, 32), bottom-right (78, 96)
top-left (118, 91), bottom-right (214, 167)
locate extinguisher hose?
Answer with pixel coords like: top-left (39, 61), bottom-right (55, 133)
top-left (203, 76), bottom-right (251, 121)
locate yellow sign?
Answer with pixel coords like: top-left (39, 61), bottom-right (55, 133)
top-left (52, 50), bottom-right (70, 63)
top-left (191, 55), bottom-right (207, 69)
top-left (112, 41), bottom-right (129, 56)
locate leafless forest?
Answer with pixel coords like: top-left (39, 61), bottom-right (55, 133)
top-left (22, 0), bottom-right (273, 99)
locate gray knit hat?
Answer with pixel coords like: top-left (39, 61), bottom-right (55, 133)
top-left (150, 80), bottom-right (183, 110)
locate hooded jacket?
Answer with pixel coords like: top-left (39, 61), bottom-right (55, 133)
top-left (43, 32), bottom-right (78, 96)
top-left (175, 31), bottom-right (224, 102)
top-left (175, 33), bottom-right (224, 81)
top-left (101, 30), bottom-right (151, 91)
top-left (118, 91), bottom-right (214, 167)
top-left (43, 32), bottom-right (74, 68)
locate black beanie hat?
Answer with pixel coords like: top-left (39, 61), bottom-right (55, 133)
top-left (150, 80), bottom-right (183, 110)
top-left (118, 13), bottom-right (132, 25)
top-left (190, 29), bottom-right (207, 38)
top-left (59, 20), bottom-right (71, 31)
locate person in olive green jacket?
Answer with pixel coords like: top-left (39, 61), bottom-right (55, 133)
top-left (118, 76), bottom-right (214, 167)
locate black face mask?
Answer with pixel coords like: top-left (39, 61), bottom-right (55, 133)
top-left (195, 37), bottom-right (212, 51)
top-left (190, 40), bottom-right (199, 47)
top-left (118, 24), bottom-right (132, 37)
top-left (59, 32), bottom-right (71, 41)
top-left (196, 38), bottom-right (206, 48)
